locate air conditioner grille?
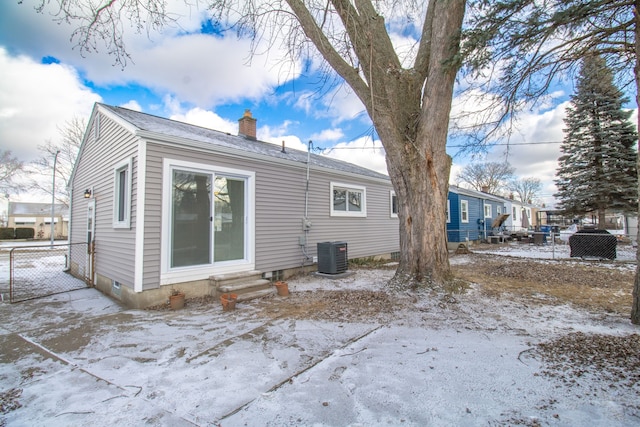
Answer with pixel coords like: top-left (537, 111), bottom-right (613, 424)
top-left (317, 241), bottom-right (348, 274)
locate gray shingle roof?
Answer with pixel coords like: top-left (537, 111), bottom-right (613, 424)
top-left (9, 202), bottom-right (68, 216)
top-left (100, 104), bottom-right (389, 181)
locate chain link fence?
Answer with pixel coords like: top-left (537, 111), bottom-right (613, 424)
top-left (449, 228), bottom-right (637, 262)
top-left (0, 242), bottom-right (91, 303)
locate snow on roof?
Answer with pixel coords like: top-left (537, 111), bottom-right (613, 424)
top-left (449, 185), bottom-right (504, 202)
top-left (99, 104), bottom-right (390, 182)
top-left (8, 202), bottom-right (68, 216)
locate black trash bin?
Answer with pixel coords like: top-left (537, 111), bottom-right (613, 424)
top-left (569, 229), bottom-right (617, 260)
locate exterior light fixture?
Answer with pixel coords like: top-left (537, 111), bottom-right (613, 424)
top-left (84, 189), bottom-right (92, 198)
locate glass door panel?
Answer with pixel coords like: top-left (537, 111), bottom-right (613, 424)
top-left (214, 176), bottom-right (245, 262)
top-left (171, 170), bottom-right (211, 268)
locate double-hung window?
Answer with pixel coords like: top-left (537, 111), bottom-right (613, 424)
top-left (113, 158), bottom-right (132, 228)
top-left (461, 200), bottom-right (469, 223)
top-left (331, 182), bottom-right (366, 217)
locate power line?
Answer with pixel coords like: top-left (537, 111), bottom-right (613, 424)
top-left (312, 140), bottom-right (562, 151)
top-left (448, 141), bottom-right (562, 148)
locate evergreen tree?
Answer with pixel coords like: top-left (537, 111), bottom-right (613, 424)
top-left (554, 54), bottom-right (637, 228)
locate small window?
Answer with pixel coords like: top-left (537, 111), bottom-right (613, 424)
top-left (15, 217), bottom-right (36, 225)
top-left (484, 204), bottom-right (492, 218)
top-left (330, 182), bottom-right (366, 217)
top-left (447, 200), bottom-right (451, 223)
top-left (512, 206), bottom-right (517, 220)
top-left (496, 206), bottom-right (501, 215)
top-left (390, 191), bottom-right (398, 218)
top-left (113, 158), bottom-right (132, 228)
top-left (461, 200), bottom-right (469, 223)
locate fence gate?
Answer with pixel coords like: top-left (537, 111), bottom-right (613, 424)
top-left (2, 243), bottom-right (91, 303)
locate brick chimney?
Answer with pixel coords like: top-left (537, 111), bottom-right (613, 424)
top-left (238, 109), bottom-right (257, 140)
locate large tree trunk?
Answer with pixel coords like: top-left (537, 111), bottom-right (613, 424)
top-left (632, 0), bottom-right (640, 325)
top-left (375, 0), bottom-right (463, 287)
top-left (290, 0), bottom-right (465, 288)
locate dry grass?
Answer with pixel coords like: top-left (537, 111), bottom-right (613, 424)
top-left (452, 254), bottom-right (634, 315)
top-left (255, 290), bottom-right (396, 322)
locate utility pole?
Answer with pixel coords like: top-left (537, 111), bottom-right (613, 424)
top-left (50, 150), bottom-right (60, 247)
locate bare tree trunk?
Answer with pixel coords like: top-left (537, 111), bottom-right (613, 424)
top-left (631, 0), bottom-right (640, 325)
top-left (379, 0), bottom-right (463, 287)
top-left (290, 0), bottom-right (465, 288)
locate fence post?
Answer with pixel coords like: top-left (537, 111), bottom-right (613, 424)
top-left (90, 241), bottom-right (96, 287)
top-left (9, 247), bottom-right (14, 303)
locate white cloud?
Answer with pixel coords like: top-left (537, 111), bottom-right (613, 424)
top-left (96, 34), bottom-right (297, 107)
top-left (388, 32), bottom-right (419, 68)
top-left (260, 122), bottom-right (308, 152)
top-left (323, 137), bottom-right (388, 175)
top-left (482, 102), bottom-right (569, 206)
top-left (1, 2), bottom-right (300, 109)
top-left (0, 48), bottom-right (101, 162)
top-left (170, 107), bottom-right (237, 134)
top-left (291, 91), bottom-right (315, 114)
top-left (310, 128), bottom-right (344, 142)
top-left (318, 84), bottom-right (369, 125)
top-left (120, 100), bottom-right (142, 112)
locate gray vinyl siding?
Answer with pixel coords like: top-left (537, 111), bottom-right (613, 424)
top-left (70, 111), bottom-right (139, 290)
top-left (139, 143), bottom-right (163, 290)
top-left (142, 141), bottom-right (399, 281)
top-left (298, 169), bottom-right (398, 262)
top-left (73, 104), bottom-right (399, 294)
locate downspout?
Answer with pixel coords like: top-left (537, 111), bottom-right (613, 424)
top-left (305, 140), bottom-right (310, 219)
top-left (301, 141), bottom-right (313, 266)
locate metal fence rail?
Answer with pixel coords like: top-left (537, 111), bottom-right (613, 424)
top-left (2, 243), bottom-right (90, 303)
top-left (451, 228), bottom-right (637, 262)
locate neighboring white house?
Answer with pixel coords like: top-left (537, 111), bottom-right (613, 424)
top-left (6, 202), bottom-right (69, 240)
top-left (68, 104), bottom-right (400, 308)
top-left (496, 195), bottom-right (535, 234)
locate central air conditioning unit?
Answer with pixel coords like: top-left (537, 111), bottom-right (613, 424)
top-left (317, 241), bottom-right (348, 274)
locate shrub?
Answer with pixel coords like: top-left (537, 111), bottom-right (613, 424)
top-left (0, 228), bottom-right (14, 239)
top-left (15, 228), bottom-right (35, 239)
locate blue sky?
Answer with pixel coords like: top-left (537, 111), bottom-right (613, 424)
top-left (0, 1), bottom-right (588, 206)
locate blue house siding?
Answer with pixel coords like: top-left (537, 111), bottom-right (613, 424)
top-left (447, 191), bottom-right (482, 242)
top-left (447, 186), bottom-right (506, 243)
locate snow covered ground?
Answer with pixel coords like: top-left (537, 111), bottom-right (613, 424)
top-left (1, 257), bottom-right (639, 426)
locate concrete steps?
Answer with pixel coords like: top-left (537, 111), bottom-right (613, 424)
top-left (211, 271), bottom-right (275, 301)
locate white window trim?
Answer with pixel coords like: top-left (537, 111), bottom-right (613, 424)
top-left (484, 203), bottom-right (492, 218)
top-left (390, 191), bottom-right (398, 218)
top-left (461, 200), bottom-right (469, 223)
top-left (447, 199), bottom-right (451, 223)
top-left (330, 182), bottom-right (367, 217)
top-left (112, 157), bottom-right (132, 229)
top-left (160, 159), bottom-right (255, 285)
